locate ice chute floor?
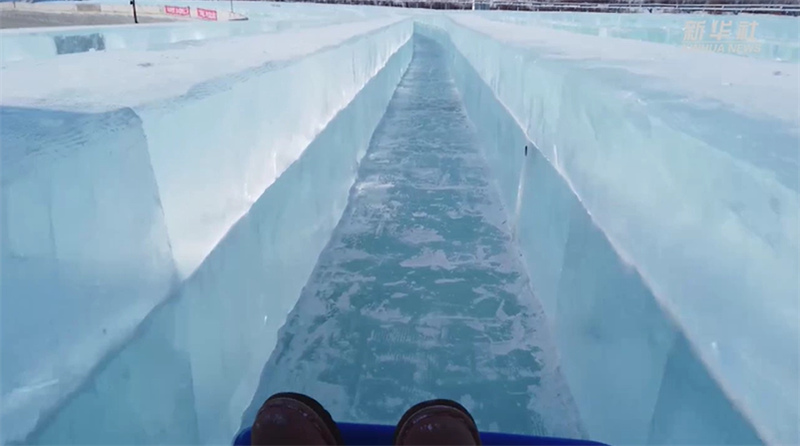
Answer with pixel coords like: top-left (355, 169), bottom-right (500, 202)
top-left (243, 35), bottom-right (583, 439)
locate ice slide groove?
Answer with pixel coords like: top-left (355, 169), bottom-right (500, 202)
top-left (2, 15), bottom-right (787, 446)
top-left (417, 23), bottom-right (763, 445)
top-left (242, 34), bottom-right (584, 440)
top-left (22, 30), bottom-right (413, 445)
top-left (439, 16), bottom-right (797, 446)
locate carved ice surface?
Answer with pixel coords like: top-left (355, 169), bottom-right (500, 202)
top-left (1, 4), bottom-right (796, 446)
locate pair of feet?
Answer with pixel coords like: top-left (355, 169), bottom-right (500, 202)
top-left (252, 392), bottom-right (482, 445)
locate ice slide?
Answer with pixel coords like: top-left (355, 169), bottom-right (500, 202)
top-left (2, 7), bottom-right (798, 446)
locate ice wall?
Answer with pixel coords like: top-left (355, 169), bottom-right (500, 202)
top-left (0, 17), bottom-right (342, 64)
top-left (2, 20), bottom-right (412, 444)
top-left (0, 0), bottom-right (398, 64)
top-left (138, 22), bottom-right (411, 277)
top-left (476, 12), bottom-right (800, 62)
top-left (0, 106), bottom-right (179, 444)
top-left (1, 22), bottom-right (243, 63)
top-left (416, 18), bottom-right (797, 446)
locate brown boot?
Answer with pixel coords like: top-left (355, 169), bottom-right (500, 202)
top-left (393, 399), bottom-right (482, 445)
top-left (251, 392), bottom-right (344, 445)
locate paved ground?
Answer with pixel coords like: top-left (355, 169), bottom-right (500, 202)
top-left (0, 9), bottom-right (173, 28)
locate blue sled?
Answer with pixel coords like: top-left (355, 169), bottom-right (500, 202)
top-left (234, 423), bottom-right (609, 446)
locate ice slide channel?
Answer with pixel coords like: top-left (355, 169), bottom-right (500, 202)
top-left (1, 19), bottom-right (412, 444)
top-left (241, 26), bottom-right (765, 446)
top-left (1, 20), bottom-right (784, 446)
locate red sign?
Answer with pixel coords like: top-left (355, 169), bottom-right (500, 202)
top-left (196, 7), bottom-right (218, 21)
top-left (164, 5), bottom-right (190, 16)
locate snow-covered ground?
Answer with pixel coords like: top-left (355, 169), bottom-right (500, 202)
top-left (1, 4), bottom-right (797, 446)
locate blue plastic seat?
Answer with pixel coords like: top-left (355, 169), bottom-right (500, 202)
top-left (234, 422), bottom-right (609, 446)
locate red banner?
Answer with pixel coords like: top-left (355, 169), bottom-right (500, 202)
top-left (196, 7), bottom-right (218, 21)
top-left (164, 5), bottom-right (190, 16)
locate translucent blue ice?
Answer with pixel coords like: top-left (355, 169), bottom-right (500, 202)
top-left (1, 6), bottom-right (796, 446)
top-left (429, 17), bottom-right (797, 445)
top-left (476, 11), bottom-right (800, 62)
top-left (242, 34), bottom-right (582, 439)
top-left (2, 19), bottom-right (412, 443)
